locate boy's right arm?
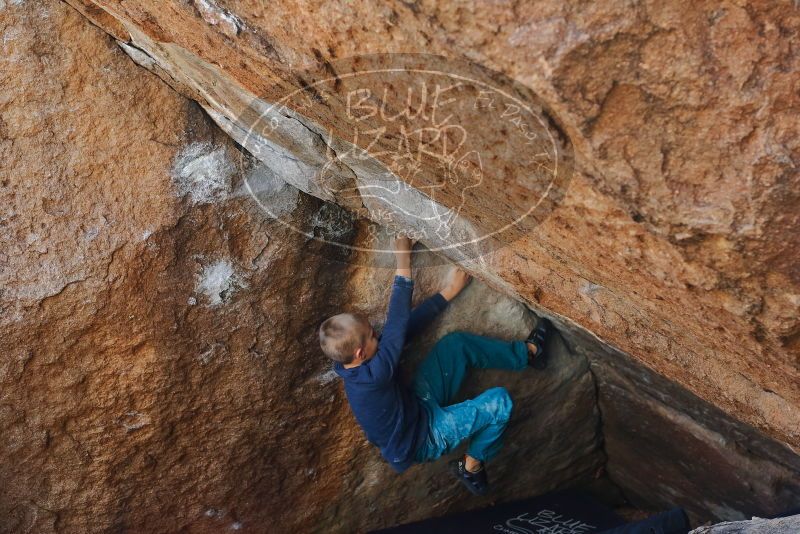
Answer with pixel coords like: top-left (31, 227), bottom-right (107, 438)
top-left (367, 237), bottom-right (414, 384)
top-left (369, 275), bottom-right (413, 384)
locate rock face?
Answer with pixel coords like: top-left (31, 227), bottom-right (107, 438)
top-left (0, 4), bottom-right (353, 532)
top-left (1, 3), bottom-right (603, 532)
top-left (691, 514), bottom-right (800, 534)
top-left (3, 1), bottom-right (800, 533)
top-left (61, 0), bottom-right (800, 454)
top-left (563, 325), bottom-right (800, 523)
top-left (318, 256), bottom-right (606, 532)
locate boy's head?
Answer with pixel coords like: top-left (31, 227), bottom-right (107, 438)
top-left (319, 313), bottom-right (378, 366)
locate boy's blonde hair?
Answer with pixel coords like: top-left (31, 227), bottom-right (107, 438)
top-left (319, 313), bottom-right (370, 364)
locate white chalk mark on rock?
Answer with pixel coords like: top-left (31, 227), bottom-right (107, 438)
top-left (316, 368), bottom-right (339, 385)
top-left (197, 260), bottom-right (245, 306)
top-left (172, 142), bottom-right (235, 205)
top-left (119, 411), bottom-right (151, 432)
top-left (198, 343), bottom-right (226, 365)
top-left (0, 0), bottom-right (26, 10)
top-left (193, 0), bottom-right (240, 38)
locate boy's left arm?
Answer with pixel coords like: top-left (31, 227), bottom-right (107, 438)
top-left (405, 268), bottom-right (471, 343)
top-left (405, 293), bottom-right (448, 342)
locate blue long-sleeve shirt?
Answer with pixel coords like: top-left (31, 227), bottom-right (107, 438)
top-left (333, 275), bottom-right (449, 472)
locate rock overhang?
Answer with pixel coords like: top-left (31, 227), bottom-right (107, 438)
top-left (63, 0), bottom-right (800, 451)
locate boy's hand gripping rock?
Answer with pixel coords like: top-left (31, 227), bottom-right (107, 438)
top-left (440, 267), bottom-right (472, 302)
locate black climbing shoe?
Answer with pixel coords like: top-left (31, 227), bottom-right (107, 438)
top-left (449, 459), bottom-right (489, 496)
top-left (526, 317), bottom-right (553, 370)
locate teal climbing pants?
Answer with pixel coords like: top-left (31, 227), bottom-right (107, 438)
top-left (412, 331), bottom-right (529, 464)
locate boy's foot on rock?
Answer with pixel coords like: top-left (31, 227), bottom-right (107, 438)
top-left (526, 318), bottom-right (553, 370)
top-left (449, 458), bottom-right (489, 496)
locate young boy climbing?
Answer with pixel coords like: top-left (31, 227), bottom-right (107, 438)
top-left (319, 236), bottom-right (554, 495)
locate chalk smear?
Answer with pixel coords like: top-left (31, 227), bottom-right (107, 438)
top-left (172, 142), bottom-right (235, 205)
top-left (197, 260), bottom-right (245, 306)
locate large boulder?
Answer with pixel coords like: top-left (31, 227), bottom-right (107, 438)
top-left (565, 326), bottom-right (800, 522)
top-left (61, 0), bottom-right (800, 453)
top-left (0, 2), bottom-right (602, 532)
top-left (2, 0), bottom-right (799, 532)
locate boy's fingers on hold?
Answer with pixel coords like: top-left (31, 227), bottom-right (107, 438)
top-left (451, 266), bottom-right (468, 277)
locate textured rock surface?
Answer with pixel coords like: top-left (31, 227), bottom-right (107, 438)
top-left (3, 1), bottom-right (800, 533)
top-left (62, 0), bottom-right (800, 452)
top-left (563, 325), bottom-right (800, 523)
top-left (0, 3), bottom-right (602, 532)
top-left (320, 255), bottom-right (606, 531)
top-left (691, 514), bottom-right (800, 534)
top-left (0, 4), bottom-right (350, 532)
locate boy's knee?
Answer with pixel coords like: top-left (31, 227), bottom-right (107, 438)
top-left (485, 387), bottom-right (513, 421)
top-left (438, 331), bottom-right (467, 348)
